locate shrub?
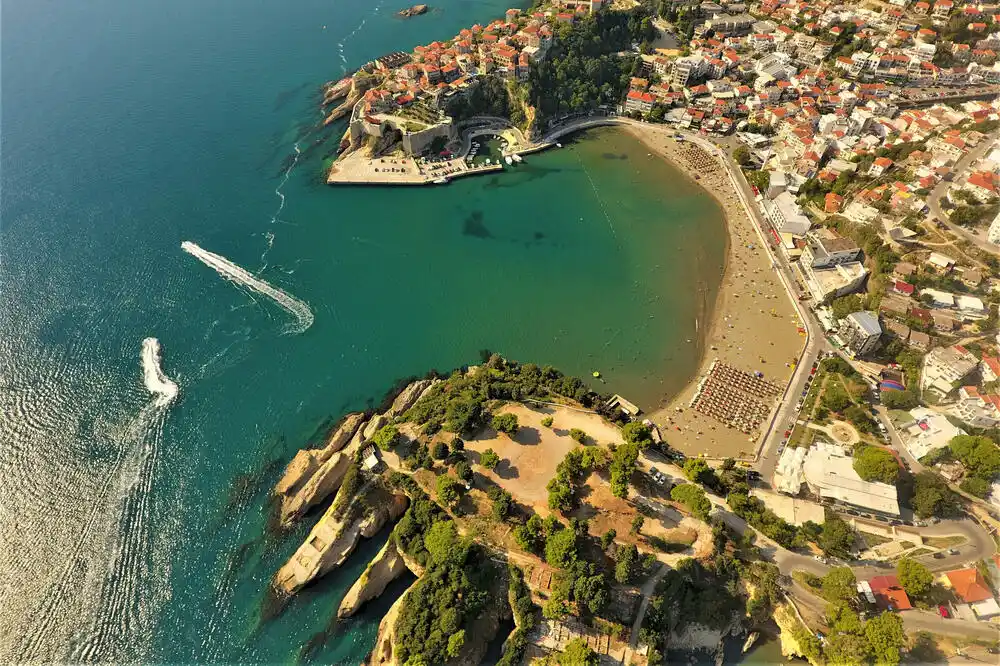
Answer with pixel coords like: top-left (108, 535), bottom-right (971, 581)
top-left (671, 483), bottom-right (712, 521)
top-left (431, 441), bottom-right (449, 460)
top-left (614, 543), bottom-right (640, 584)
top-left (487, 486), bottom-right (513, 520)
top-left (569, 428), bottom-right (588, 444)
top-left (372, 424), bottom-right (400, 450)
top-left (558, 638), bottom-right (599, 666)
top-left (450, 436), bottom-right (465, 453)
top-left (492, 412), bottom-right (520, 435)
top-left (541, 416), bottom-right (554, 428)
top-left (455, 460), bottom-right (473, 483)
top-left (601, 528), bottom-right (617, 550)
top-left (436, 474), bottom-right (462, 505)
top-left (480, 448), bottom-right (501, 469)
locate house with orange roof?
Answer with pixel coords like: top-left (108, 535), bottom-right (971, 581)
top-left (868, 575), bottom-right (913, 611)
top-left (824, 192), bottom-right (844, 213)
top-left (940, 567), bottom-right (998, 618)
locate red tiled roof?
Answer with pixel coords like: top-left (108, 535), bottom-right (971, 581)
top-left (945, 568), bottom-right (993, 603)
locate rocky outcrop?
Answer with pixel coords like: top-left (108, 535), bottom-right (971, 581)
top-left (321, 413), bottom-right (366, 459)
top-left (774, 603), bottom-right (819, 666)
top-left (274, 414), bottom-right (368, 527)
top-left (338, 538), bottom-right (409, 618)
top-left (274, 491), bottom-right (409, 597)
top-left (363, 413), bottom-right (389, 441)
top-left (669, 617), bottom-right (744, 666)
top-left (367, 584), bottom-right (412, 666)
top-left (386, 379), bottom-right (434, 418)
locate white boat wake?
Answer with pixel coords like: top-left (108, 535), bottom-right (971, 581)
top-left (182, 240), bottom-right (314, 333)
top-left (22, 339), bottom-right (179, 663)
top-left (141, 338), bottom-right (179, 407)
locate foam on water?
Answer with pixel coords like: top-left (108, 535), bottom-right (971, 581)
top-left (182, 241), bottom-right (314, 333)
top-left (141, 338), bottom-right (179, 406)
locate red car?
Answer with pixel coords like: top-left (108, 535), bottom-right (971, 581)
top-left (938, 605), bottom-right (950, 618)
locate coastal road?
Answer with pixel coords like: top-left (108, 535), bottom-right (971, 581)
top-left (926, 129), bottom-right (1000, 256)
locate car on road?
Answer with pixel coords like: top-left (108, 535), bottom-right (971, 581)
top-left (938, 605), bottom-right (950, 618)
top-left (933, 552), bottom-right (945, 559)
top-left (948, 548), bottom-right (960, 555)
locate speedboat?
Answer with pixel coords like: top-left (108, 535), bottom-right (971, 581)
top-left (433, 177), bottom-right (448, 184)
top-left (511, 154), bottom-right (522, 163)
top-left (504, 156), bottom-right (512, 165)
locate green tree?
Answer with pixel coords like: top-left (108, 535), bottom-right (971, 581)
top-left (853, 445), bottom-right (900, 484)
top-left (622, 421), bottom-right (653, 448)
top-left (630, 515), bottom-right (645, 535)
top-left (455, 460), bottom-right (473, 483)
top-left (569, 428), bottom-right (588, 444)
top-left (488, 486), bottom-right (513, 520)
top-left (480, 448), bottom-right (501, 469)
top-left (436, 475), bottom-right (462, 506)
top-left (614, 543), bottom-right (640, 584)
top-left (541, 416), bottom-right (554, 428)
top-left (545, 526), bottom-right (578, 569)
top-left (671, 483), bottom-right (712, 521)
top-left (450, 436), bottom-right (465, 453)
top-left (547, 475), bottom-right (575, 512)
top-left (372, 424), bottom-right (400, 450)
top-left (961, 476), bottom-right (991, 497)
top-left (424, 520), bottom-right (461, 564)
top-left (820, 567), bottom-right (858, 605)
top-left (432, 441), bottom-right (449, 460)
top-left (733, 145), bottom-right (752, 167)
top-left (610, 442), bottom-right (639, 498)
top-left (446, 630), bottom-right (466, 658)
top-left (881, 390), bottom-right (918, 410)
top-left (911, 471), bottom-right (956, 518)
top-left (600, 528), bottom-right (617, 550)
top-left (896, 558), bottom-right (933, 597)
top-left (949, 434), bottom-right (1000, 481)
top-left (491, 412), bottom-right (520, 436)
top-left (514, 514), bottom-right (544, 552)
top-left (574, 574), bottom-right (609, 615)
top-left (825, 632), bottom-right (872, 666)
top-left (819, 516), bottom-right (856, 559)
top-left (865, 612), bottom-right (905, 665)
top-left (558, 638), bottom-right (599, 666)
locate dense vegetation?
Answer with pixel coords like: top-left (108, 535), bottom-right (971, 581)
top-left (547, 446), bottom-right (610, 511)
top-left (909, 471), bottom-right (959, 518)
top-left (609, 441), bottom-right (640, 498)
top-left (404, 355), bottom-right (598, 435)
top-left (495, 564), bottom-right (537, 666)
top-left (527, 10), bottom-right (653, 128)
top-left (389, 494), bottom-right (503, 665)
top-left (852, 445), bottom-right (900, 484)
top-left (949, 435), bottom-right (1000, 494)
top-left (670, 483), bottom-right (711, 521)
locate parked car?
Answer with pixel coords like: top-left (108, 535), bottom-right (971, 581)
top-left (933, 552), bottom-right (945, 559)
top-left (938, 605), bottom-right (950, 618)
top-left (948, 548), bottom-right (960, 555)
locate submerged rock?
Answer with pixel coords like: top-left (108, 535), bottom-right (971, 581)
top-left (273, 491), bottom-right (409, 596)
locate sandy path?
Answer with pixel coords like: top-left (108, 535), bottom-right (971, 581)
top-left (623, 126), bottom-right (805, 460)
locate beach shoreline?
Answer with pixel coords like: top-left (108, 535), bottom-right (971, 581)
top-left (620, 124), bottom-right (805, 460)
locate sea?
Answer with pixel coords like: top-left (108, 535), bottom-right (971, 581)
top-left (1, 0), bottom-right (729, 662)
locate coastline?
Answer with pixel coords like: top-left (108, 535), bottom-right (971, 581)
top-left (621, 124), bottom-right (805, 460)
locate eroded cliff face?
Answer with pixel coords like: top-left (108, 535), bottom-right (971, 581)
top-left (273, 491), bottom-right (409, 597)
top-left (774, 604), bottom-right (820, 666)
top-left (338, 538), bottom-right (410, 619)
top-left (366, 586), bottom-right (411, 666)
top-left (273, 413), bottom-right (366, 527)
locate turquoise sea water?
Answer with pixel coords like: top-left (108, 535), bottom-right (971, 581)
top-left (1, 1), bottom-right (726, 662)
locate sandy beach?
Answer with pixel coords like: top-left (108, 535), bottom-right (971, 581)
top-left (623, 125), bottom-right (805, 460)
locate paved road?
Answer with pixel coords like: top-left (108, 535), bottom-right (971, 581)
top-left (927, 129), bottom-right (1000, 256)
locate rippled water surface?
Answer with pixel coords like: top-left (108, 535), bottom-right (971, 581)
top-left (1, 0), bottom-right (726, 661)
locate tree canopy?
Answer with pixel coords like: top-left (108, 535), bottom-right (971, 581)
top-left (491, 412), bottom-right (520, 436)
top-left (671, 483), bottom-right (712, 521)
top-left (853, 445), bottom-right (900, 484)
top-left (896, 558), bottom-right (933, 598)
top-left (949, 434), bottom-right (1000, 482)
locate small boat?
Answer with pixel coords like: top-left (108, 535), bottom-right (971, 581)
top-left (433, 177), bottom-right (448, 184)
top-left (511, 154), bottom-right (523, 163)
top-left (556, 142), bottom-right (563, 148)
top-left (504, 156), bottom-right (512, 165)
top-left (592, 371), bottom-right (601, 378)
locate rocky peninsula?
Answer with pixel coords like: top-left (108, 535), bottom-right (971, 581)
top-left (267, 356), bottom-right (794, 665)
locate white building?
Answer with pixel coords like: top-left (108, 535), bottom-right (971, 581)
top-left (802, 441), bottom-right (900, 517)
top-left (773, 444), bottom-right (809, 494)
top-left (801, 228), bottom-right (863, 268)
top-left (988, 210), bottom-right (1000, 245)
top-left (803, 262), bottom-right (868, 302)
top-left (921, 345), bottom-right (979, 396)
top-left (953, 386), bottom-right (1000, 428)
top-left (839, 311), bottom-right (882, 357)
top-left (898, 407), bottom-right (965, 460)
top-left (671, 55), bottom-right (708, 87)
top-left (764, 191), bottom-right (811, 236)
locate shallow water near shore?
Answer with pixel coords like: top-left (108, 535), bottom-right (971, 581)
top-left (2, 0), bottom-right (726, 661)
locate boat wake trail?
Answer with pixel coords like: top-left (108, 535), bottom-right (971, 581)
top-left (259, 141), bottom-right (300, 269)
top-left (21, 339), bottom-right (179, 663)
top-left (576, 153), bottom-right (617, 240)
top-left (182, 241), bottom-right (314, 333)
top-left (338, 0), bottom-right (384, 72)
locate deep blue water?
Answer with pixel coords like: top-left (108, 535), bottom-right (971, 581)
top-left (1, 1), bottom-right (726, 661)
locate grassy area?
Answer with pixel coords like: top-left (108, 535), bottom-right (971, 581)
top-left (925, 536), bottom-right (966, 549)
top-left (860, 532), bottom-right (893, 549)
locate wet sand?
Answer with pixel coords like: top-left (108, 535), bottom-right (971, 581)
top-left (624, 125), bottom-right (805, 459)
